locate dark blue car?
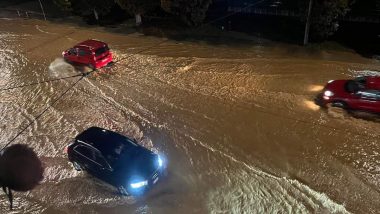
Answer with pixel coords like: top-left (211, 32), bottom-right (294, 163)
top-left (66, 127), bottom-right (165, 195)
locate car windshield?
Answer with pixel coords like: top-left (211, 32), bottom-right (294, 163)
top-left (106, 141), bottom-right (136, 163)
top-left (95, 46), bottom-right (109, 56)
top-left (98, 133), bottom-right (139, 167)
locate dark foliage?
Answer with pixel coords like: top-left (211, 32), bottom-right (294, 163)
top-left (0, 144), bottom-right (43, 192)
top-left (52, 0), bottom-right (72, 12)
top-left (116, 0), bottom-right (160, 15)
top-left (309, 0), bottom-right (352, 40)
top-left (161, 0), bottom-right (213, 26)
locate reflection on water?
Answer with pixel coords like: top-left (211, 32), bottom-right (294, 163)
top-left (308, 84), bottom-right (324, 92)
top-left (0, 19), bottom-right (380, 213)
top-left (303, 100), bottom-right (320, 111)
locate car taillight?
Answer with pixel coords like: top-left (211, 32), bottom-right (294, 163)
top-left (64, 146), bottom-right (68, 153)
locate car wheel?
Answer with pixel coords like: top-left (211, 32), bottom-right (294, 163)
top-left (331, 101), bottom-right (347, 109)
top-left (88, 64), bottom-right (95, 70)
top-left (72, 161), bottom-right (82, 171)
top-left (118, 186), bottom-right (129, 196)
top-left (107, 61), bottom-right (114, 67)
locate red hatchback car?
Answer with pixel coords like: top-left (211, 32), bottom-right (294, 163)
top-left (62, 39), bottom-right (113, 69)
top-left (318, 76), bottom-right (380, 113)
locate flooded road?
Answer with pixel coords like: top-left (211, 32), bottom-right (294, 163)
top-left (0, 18), bottom-right (380, 213)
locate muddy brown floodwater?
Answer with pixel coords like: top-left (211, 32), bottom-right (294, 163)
top-left (0, 18), bottom-right (380, 214)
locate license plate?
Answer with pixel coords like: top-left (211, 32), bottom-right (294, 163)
top-left (153, 177), bottom-right (159, 184)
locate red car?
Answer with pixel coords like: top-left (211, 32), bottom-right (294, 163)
top-left (62, 39), bottom-right (113, 69)
top-left (318, 76), bottom-right (380, 113)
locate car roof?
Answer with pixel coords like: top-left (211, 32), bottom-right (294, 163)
top-left (74, 39), bottom-right (107, 50)
top-left (75, 127), bottom-right (139, 155)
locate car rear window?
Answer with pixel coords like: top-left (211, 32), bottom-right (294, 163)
top-left (95, 46), bottom-right (109, 56)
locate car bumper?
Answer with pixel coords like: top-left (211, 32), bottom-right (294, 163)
top-left (127, 169), bottom-right (165, 195)
top-left (315, 93), bottom-right (327, 107)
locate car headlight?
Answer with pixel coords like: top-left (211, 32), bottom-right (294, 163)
top-left (328, 80), bottom-right (334, 84)
top-left (130, 180), bottom-right (148, 189)
top-left (324, 90), bottom-right (334, 97)
top-left (158, 156), bottom-right (163, 168)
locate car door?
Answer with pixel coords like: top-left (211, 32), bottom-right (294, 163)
top-left (66, 48), bottom-right (78, 62)
top-left (77, 48), bottom-right (91, 64)
top-left (73, 144), bottom-right (99, 175)
top-left (355, 90), bottom-right (380, 112)
top-left (93, 150), bottom-right (115, 184)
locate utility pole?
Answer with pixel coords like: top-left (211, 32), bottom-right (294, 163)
top-left (38, 0), bottom-right (46, 21)
top-left (303, 0), bottom-right (313, 45)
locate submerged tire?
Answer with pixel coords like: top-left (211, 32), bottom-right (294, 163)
top-left (107, 61), bottom-right (114, 67)
top-left (327, 102), bottom-right (349, 119)
top-left (331, 101), bottom-right (347, 109)
top-left (72, 161), bottom-right (82, 171)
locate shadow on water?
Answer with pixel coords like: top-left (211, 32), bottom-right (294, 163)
top-left (349, 110), bottom-right (380, 122)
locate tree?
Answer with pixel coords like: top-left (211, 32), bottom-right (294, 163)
top-left (53, 0), bottom-right (72, 11)
top-left (116, 0), bottom-right (160, 26)
top-left (53, 0), bottom-right (116, 23)
top-left (161, 0), bottom-right (213, 26)
top-left (298, 0), bottom-right (353, 40)
top-left (0, 144), bottom-right (44, 210)
top-left (311, 0), bottom-right (352, 40)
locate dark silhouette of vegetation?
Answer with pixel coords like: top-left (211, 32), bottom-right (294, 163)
top-left (115, 0), bottom-right (160, 25)
top-left (0, 0), bottom-right (31, 8)
top-left (53, 0), bottom-right (118, 24)
top-left (52, 0), bottom-right (72, 12)
top-left (161, 0), bottom-right (213, 26)
top-left (308, 0), bottom-right (353, 40)
top-left (287, 0), bottom-right (352, 40)
top-left (13, 0), bottom-right (380, 46)
top-left (0, 144), bottom-right (44, 210)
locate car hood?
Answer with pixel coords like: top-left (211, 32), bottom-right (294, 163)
top-left (324, 80), bottom-right (347, 95)
top-left (115, 149), bottom-right (159, 180)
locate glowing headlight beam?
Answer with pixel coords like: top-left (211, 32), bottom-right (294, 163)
top-left (324, 90), bottom-right (334, 97)
top-left (130, 180), bottom-right (148, 189)
top-left (158, 156), bottom-right (163, 168)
